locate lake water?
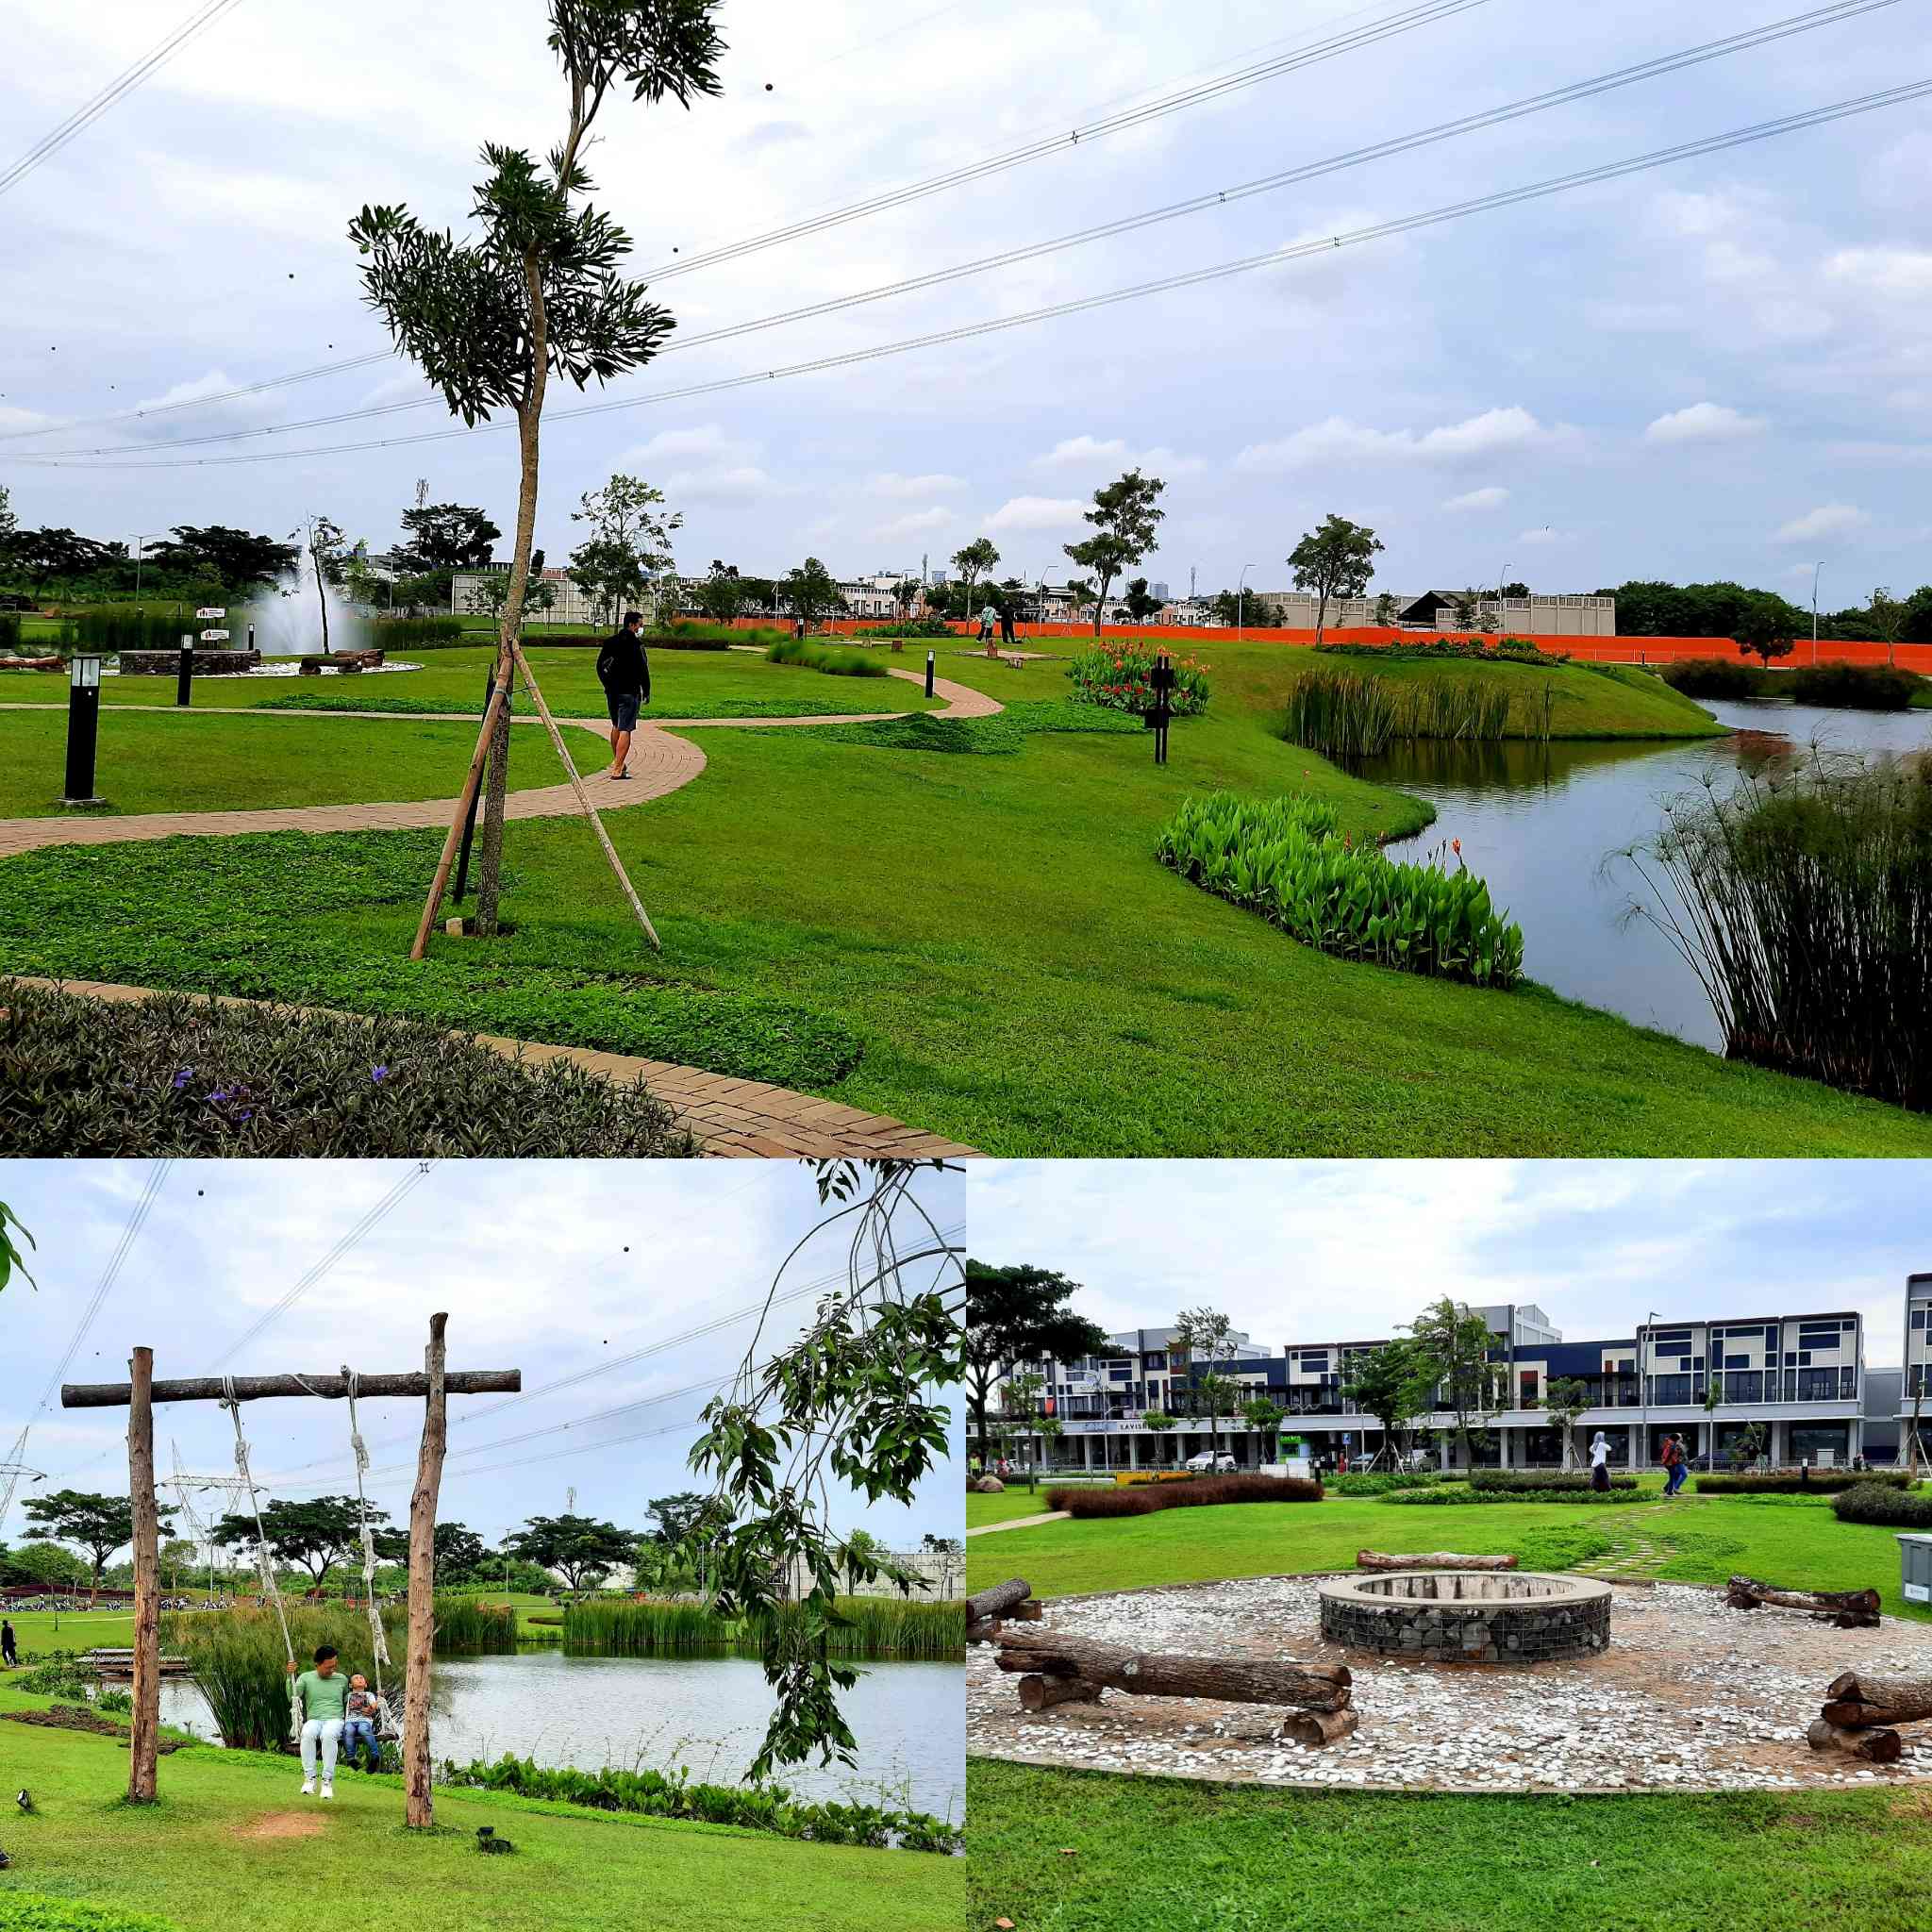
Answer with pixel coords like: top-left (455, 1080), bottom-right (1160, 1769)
top-left (159, 1650), bottom-right (962, 1819)
top-left (1358, 696), bottom-right (1932, 1051)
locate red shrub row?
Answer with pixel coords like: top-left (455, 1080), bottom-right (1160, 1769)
top-left (1047, 1474), bottom-right (1324, 1518)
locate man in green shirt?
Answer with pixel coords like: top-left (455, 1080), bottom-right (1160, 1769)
top-left (287, 1644), bottom-right (348, 1798)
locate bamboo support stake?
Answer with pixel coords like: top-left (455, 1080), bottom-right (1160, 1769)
top-left (510, 641), bottom-right (660, 951)
top-left (126, 1347), bottom-right (159, 1804)
top-left (403, 1313), bottom-right (448, 1829)
top-left (409, 678), bottom-right (510, 959)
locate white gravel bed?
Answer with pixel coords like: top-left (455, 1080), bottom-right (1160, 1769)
top-left (966, 1574), bottom-right (1932, 1793)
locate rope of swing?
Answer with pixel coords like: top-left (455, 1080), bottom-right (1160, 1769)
top-left (341, 1364), bottom-right (393, 1728)
top-left (219, 1373), bottom-right (299, 1742)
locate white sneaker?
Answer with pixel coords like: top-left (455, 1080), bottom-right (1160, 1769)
top-left (320, 1782), bottom-right (334, 1801)
top-left (301, 1779), bottom-right (316, 1795)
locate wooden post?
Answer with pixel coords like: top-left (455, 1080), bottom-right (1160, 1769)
top-left (126, 1346), bottom-right (159, 1804)
top-left (409, 679), bottom-right (509, 959)
top-left (403, 1312), bottom-right (448, 1829)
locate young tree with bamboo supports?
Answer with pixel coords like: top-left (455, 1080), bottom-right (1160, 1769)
top-left (348, 1), bottom-right (724, 937)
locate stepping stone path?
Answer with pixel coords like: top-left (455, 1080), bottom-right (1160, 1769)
top-left (1574, 1499), bottom-right (1697, 1583)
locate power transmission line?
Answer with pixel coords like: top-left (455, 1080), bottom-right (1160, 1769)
top-left (17, 77), bottom-right (1927, 474)
top-left (9, 0), bottom-right (1892, 465)
top-left (0, 0), bottom-right (1487, 446)
top-left (0, 0), bottom-right (252, 200)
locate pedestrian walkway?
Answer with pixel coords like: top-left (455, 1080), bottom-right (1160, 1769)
top-left (965, 1510), bottom-right (1070, 1538)
top-left (1573, 1499), bottom-right (1696, 1582)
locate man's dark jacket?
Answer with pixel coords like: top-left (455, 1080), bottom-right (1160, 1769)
top-left (596, 625), bottom-right (650, 701)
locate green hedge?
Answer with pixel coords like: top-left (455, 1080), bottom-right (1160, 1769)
top-left (1156, 791), bottom-right (1524, 988)
top-left (1693, 1471), bottom-right (1912, 1495)
top-left (1787, 661), bottom-right (1921, 710)
top-left (1832, 1482), bottom-right (1932, 1526)
top-left (371, 613), bottom-right (466, 647)
top-left (1471, 1470), bottom-right (1638, 1493)
top-left (1656, 657), bottom-right (1763, 699)
top-left (1384, 1485), bottom-right (1643, 1507)
top-left (1324, 1471), bottom-right (1442, 1494)
top-left (764, 635), bottom-right (889, 677)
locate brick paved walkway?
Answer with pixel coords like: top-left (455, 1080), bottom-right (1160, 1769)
top-left (0, 665), bottom-right (998, 859)
top-left (10, 976), bottom-right (981, 1159)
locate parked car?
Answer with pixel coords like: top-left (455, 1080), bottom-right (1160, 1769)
top-left (1184, 1450), bottom-right (1238, 1473)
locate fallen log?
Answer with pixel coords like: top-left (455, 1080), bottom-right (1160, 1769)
top-left (1011, 1599), bottom-right (1044, 1622)
top-left (1821, 1673), bottom-right (1932, 1729)
top-left (967, 1619), bottom-right (1001, 1646)
top-left (1017, 1674), bottom-right (1104, 1713)
top-left (1280, 1707), bottom-right (1360, 1748)
top-left (1806, 1717), bottom-right (1902, 1764)
top-left (1725, 1574), bottom-right (1881, 1624)
top-left (968, 1577), bottom-right (1031, 1624)
top-left (995, 1629), bottom-right (1352, 1711)
top-left (1356, 1550), bottom-right (1518, 1573)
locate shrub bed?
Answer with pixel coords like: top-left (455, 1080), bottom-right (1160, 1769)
top-left (1656, 657), bottom-right (1764, 699)
top-left (1047, 1473), bottom-right (1323, 1518)
top-left (370, 614), bottom-right (466, 648)
top-left (764, 635), bottom-right (889, 676)
top-left (0, 980), bottom-right (700, 1157)
top-left (1066, 642), bottom-right (1209, 717)
top-left (1324, 1471), bottom-right (1442, 1494)
top-left (1694, 1470), bottom-right (1912, 1495)
top-left (1157, 791), bottom-right (1524, 988)
top-left (1787, 661), bottom-right (1921, 710)
top-left (1831, 1482), bottom-right (1932, 1526)
top-left (1384, 1484), bottom-right (1643, 1507)
top-left (1315, 636), bottom-right (1572, 665)
top-left (437, 1754), bottom-right (960, 1853)
top-left (1471, 1470), bottom-right (1638, 1493)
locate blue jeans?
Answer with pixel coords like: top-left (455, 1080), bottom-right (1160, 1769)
top-left (341, 1719), bottom-right (381, 1770)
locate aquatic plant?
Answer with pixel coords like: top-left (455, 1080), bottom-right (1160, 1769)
top-left (562, 1595), bottom-right (963, 1660)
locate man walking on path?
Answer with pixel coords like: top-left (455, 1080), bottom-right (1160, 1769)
top-left (288, 1644), bottom-right (348, 1799)
top-left (595, 608), bottom-right (651, 780)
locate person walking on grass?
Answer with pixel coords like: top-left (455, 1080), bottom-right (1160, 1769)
top-left (287, 1644), bottom-right (347, 1799)
top-left (977, 601), bottom-right (997, 647)
top-left (1661, 1432), bottom-right (1689, 1497)
top-left (595, 608), bottom-right (651, 780)
top-left (1588, 1429), bottom-right (1612, 1492)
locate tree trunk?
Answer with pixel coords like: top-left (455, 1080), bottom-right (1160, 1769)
top-left (968, 1576), bottom-right (1031, 1624)
top-left (1725, 1575), bottom-right (1880, 1624)
top-left (1017, 1674), bottom-right (1103, 1712)
top-left (995, 1629), bottom-right (1351, 1710)
top-left (1281, 1707), bottom-right (1359, 1747)
top-left (313, 546), bottom-right (330, 655)
top-left (1822, 1673), bottom-right (1932, 1728)
top-left (475, 248), bottom-right (551, 938)
top-left (403, 1312), bottom-right (448, 1828)
top-left (1356, 1550), bottom-right (1518, 1572)
top-left (126, 1345), bottom-right (159, 1805)
top-left (1806, 1717), bottom-right (1901, 1763)
top-left (1315, 591), bottom-right (1327, 649)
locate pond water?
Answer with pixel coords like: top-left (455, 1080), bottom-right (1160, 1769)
top-left (1358, 697), bottom-right (1932, 1051)
top-left (159, 1650), bottom-right (962, 1819)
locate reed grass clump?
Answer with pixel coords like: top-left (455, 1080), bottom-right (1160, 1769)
top-left (764, 635), bottom-right (889, 676)
top-left (1618, 751), bottom-right (1932, 1109)
top-left (1284, 669), bottom-right (1523, 756)
top-left (562, 1595), bottom-right (963, 1659)
top-left (1157, 791), bottom-right (1524, 988)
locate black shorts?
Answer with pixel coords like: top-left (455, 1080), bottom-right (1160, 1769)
top-left (606, 689), bottom-right (641, 731)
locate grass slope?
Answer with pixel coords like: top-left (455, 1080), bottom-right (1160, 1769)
top-left (3, 641), bottom-right (1926, 1153)
top-left (0, 1704), bottom-right (958, 1932)
top-left (967, 1760), bottom-right (1932, 1932)
top-left (964, 1488), bottom-right (1932, 1622)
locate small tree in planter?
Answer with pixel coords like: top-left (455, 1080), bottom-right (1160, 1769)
top-left (1142, 1409), bottom-right (1177, 1468)
top-left (1241, 1395), bottom-right (1286, 1467)
top-left (1545, 1376), bottom-right (1591, 1471)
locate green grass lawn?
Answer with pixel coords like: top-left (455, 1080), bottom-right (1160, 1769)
top-left (964, 1488), bottom-right (1932, 1622)
top-left (0, 1704), bottom-right (958, 1932)
top-left (2, 1608), bottom-right (141, 1657)
top-left (963, 1486), bottom-right (1074, 1526)
top-left (0, 644), bottom-right (942, 720)
top-left (4, 641), bottom-right (1928, 1152)
top-left (967, 1760), bottom-right (1932, 1932)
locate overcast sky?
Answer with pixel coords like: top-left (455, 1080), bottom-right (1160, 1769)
top-left (3, 0), bottom-right (1928, 598)
top-left (0, 1159), bottom-right (963, 1550)
top-left (968, 1160), bottom-right (1931, 1362)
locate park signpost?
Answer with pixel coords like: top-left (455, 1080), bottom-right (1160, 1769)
top-left (63, 655), bottom-right (103, 803)
top-left (1147, 653), bottom-right (1176, 766)
top-left (184, 608), bottom-right (227, 708)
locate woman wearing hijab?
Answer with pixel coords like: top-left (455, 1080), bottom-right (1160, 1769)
top-left (1588, 1429), bottom-right (1612, 1492)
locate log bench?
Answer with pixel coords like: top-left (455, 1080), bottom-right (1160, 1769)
top-left (1357, 1550), bottom-right (1518, 1573)
top-left (994, 1626), bottom-right (1358, 1747)
top-left (967, 1575), bottom-right (1041, 1645)
top-left (1726, 1574), bottom-right (1880, 1628)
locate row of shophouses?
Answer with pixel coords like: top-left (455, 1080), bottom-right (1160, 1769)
top-left (992, 1276), bottom-right (1932, 1473)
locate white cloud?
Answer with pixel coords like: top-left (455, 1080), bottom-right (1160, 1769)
top-left (1517, 525), bottom-right (1565, 546)
top-left (1774, 503), bottom-right (1869, 542)
top-left (1032, 434), bottom-right (1204, 476)
top-left (1236, 407), bottom-right (1561, 472)
top-left (877, 507), bottom-right (954, 536)
top-left (1643, 402), bottom-right (1768, 445)
top-left (985, 495), bottom-right (1089, 532)
top-left (867, 472), bottom-right (965, 498)
top-left (623, 424), bottom-right (743, 464)
top-left (1823, 247), bottom-right (1932, 297)
top-left (1442, 486), bottom-right (1509, 511)
top-left (661, 464), bottom-right (773, 503)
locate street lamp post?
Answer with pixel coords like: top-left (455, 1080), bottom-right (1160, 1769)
top-left (1237, 563), bottom-right (1261, 641)
top-left (1812, 560), bottom-right (1824, 666)
top-left (132, 533), bottom-right (168, 608)
top-left (1639, 1308), bottom-right (1659, 1479)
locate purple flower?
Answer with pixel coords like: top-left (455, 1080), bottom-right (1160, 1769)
top-left (371, 1064), bottom-right (391, 1084)
top-left (208, 1088), bottom-right (233, 1106)
top-left (171, 1068), bottom-right (194, 1091)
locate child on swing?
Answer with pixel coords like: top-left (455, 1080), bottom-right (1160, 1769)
top-left (341, 1673), bottom-right (383, 1773)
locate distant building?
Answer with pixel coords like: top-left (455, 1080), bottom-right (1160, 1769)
top-left (449, 566), bottom-right (628, 627)
top-left (1242, 591), bottom-right (1617, 636)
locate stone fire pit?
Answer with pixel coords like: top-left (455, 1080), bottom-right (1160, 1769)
top-left (1320, 1570), bottom-right (1610, 1663)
